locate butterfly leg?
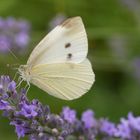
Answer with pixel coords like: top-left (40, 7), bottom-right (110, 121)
top-left (13, 71), bottom-right (19, 81)
top-left (16, 78), bottom-right (24, 88)
top-left (25, 82), bottom-right (30, 94)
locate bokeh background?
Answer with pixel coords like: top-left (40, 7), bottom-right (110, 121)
top-left (0, 0), bottom-right (140, 139)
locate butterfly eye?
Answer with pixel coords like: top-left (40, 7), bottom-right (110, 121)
top-left (19, 65), bottom-right (24, 70)
top-left (65, 43), bottom-right (71, 48)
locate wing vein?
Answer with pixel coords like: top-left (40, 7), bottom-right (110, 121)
top-left (35, 76), bottom-right (93, 84)
top-left (34, 78), bottom-right (71, 100)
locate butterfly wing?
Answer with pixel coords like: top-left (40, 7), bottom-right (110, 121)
top-left (30, 59), bottom-right (95, 100)
top-left (27, 17), bottom-right (88, 67)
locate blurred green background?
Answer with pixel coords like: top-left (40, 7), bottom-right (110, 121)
top-left (0, 0), bottom-right (140, 139)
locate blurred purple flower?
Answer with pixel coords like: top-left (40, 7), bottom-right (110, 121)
top-left (128, 112), bottom-right (140, 132)
top-left (0, 84), bottom-right (2, 89)
top-left (6, 17), bottom-right (16, 28)
top-left (15, 32), bottom-right (29, 48)
top-left (17, 103), bottom-right (38, 118)
top-left (99, 119), bottom-right (117, 137)
top-left (61, 107), bottom-right (76, 123)
top-left (0, 35), bottom-right (11, 53)
top-left (81, 110), bottom-right (96, 129)
top-left (17, 20), bottom-right (30, 31)
top-left (115, 118), bottom-right (131, 139)
top-left (49, 13), bottom-right (66, 29)
top-left (0, 17), bottom-right (30, 54)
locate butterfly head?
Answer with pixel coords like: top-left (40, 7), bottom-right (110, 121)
top-left (18, 65), bottom-right (31, 83)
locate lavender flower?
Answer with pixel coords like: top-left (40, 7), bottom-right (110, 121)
top-left (16, 103), bottom-right (38, 118)
top-left (15, 32), bottom-right (29, 48)
top-left (115, 113), bottom-right (140, 140)
top-left (115, 118), bottom-right (131, 139)
top-left (0, 35), bottom-right (11, 53)
top-left (1, 75), bottom-right (140, 140)
top-left (99, 118), bottom-right (117, 138)
top-left (0, 17), bottom-right (30, 54)
top-left (11, 120), bottom-right (31, 139)
top-left (128, 112), bottom-right (140, 132)
top-left (61, 107), bottom-right (76, 123)
top-left (0, 100), bottom-right (12, 110)
top-left (81, 110), bottom-right (97, 129)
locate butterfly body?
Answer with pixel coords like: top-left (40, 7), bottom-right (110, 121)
top-left (18, 65), bottom-right (31, 84)
top-left (18, 17), bottom-right (95, 100)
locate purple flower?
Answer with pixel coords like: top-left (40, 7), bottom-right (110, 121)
top-left (61, 107), bottom-right (76, 123)
top-left (128, 112), bottom-right (140, 132)
top-left (99, 119), bottom-right (117, 137)
top-left (0, 35), bottom-right (11, 53)
top-left (11, 120), bottom-right (31, 139)
top-left (0, 76), bottom-right (17, 99)
top-left (8, 81), bottom-right (16, 91)
top-left (81, 110), bottom-right (96, 129)
top-left (6, 17), bottom-right (16, 28)
top-left (0, 17), bottom-right (30, 54)
top-left (18, 103), bottom-right (38, 118)
top-left (115, 118), bottom-right (131, 139)
top-left (15, 125), bottom-right (27, 138)
top-left (0, 84), bottom-right (3, 89)
top-left (0, 75), bottom-right (11, 92)
top-left (15, 32), bottom-right (29, 48)
top-left (17, 20), bottom-right (30, 31)
top-left (0, 100), bottom-right (12, 110)
top-left (1, 75), bottom-right (140, 140)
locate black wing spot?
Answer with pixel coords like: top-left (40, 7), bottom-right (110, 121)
top-left (67, 53), bottom-right (72, 59)
top-left (65, 43), bottom-right (71, 48)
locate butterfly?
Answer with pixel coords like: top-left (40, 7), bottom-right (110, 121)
top-left (18, 16), bottom-right (95, 100)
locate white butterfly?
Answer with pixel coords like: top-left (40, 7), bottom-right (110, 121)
top-left (18, 16), bottom-right (95, 100)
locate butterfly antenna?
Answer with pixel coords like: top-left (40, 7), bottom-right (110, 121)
top-left (7, 47), bottom-right (20, 62)
top-left (13, 71), bottom-right (19, 81)
top-left (6, 47), bottom-right (22, 81)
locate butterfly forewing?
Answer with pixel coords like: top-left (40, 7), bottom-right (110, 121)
top-left (27, 17), bottom-right (88, 67)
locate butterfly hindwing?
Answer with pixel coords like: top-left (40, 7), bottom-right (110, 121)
top-left (30, 59), bottom-right (95, 100)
